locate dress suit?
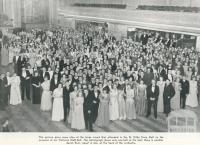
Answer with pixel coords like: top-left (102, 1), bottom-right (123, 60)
top-left (63, 86), bottom-right (71, 121)
top-left (50, 77), bottom-right (60, 92)
top-left (180, 79), bottom-right (189, 108)
top-left (146, 84), bottom-right (159, 118)
top-left (40, 71), bottom-right (50, 82)
top-left (84, 92), bottom-right (95, 131)
top-left (20, 70), bottom-right (31, 100)
top-left (163, 83), bottom-right (175, 115)
top-left (92, 90), bottom-right (100, 123)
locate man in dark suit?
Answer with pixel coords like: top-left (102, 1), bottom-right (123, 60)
top-left (20, 67), bottom-right (31, 100)
top-left (41, 55), bottom-right (50, 69)
top-left (180, 76), bottom-right (189, 109)
top-left (140, 32), bottom-right (149, 45)
top-left (163, 79), bottom-right (175, 117)
top-left (144, 67), bottom-right (154, 86)
top-left (146, 79), bottom-right (159, 119)
top-left (92, 85), bottom-right (100, 123)
top-left (63, 80), bottom-right (71, 122)
top-left (83, 88), bottom-right (95, 131)
top-left (50, 73), bottom-right (60, 92)
top-left (40, 67), bottom-right (50, 82)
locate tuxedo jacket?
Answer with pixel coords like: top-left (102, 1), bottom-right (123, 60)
top-left (50, 78), bottom-right (60, 92)
top-left (40, 71), bottom-right (50, 82)
top-left (63, 86), bottom-right (71, 108)
top-left (146, 84), bottom-right (159, 102)
top-left (20, 70), bottom-right (31, 83)
top-left (180, 79), bottom-right (189, 95)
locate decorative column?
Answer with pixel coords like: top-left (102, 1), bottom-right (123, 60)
top-left (196, 36), bottom-right (200, 52)
top-left (49, 0), bottom-right (58, 27)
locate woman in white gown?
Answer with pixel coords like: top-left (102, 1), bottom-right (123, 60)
top-left (40, 76), bottom-right (52, 111)
top-left (10, 73), bottom-right (22, 105)
top-left (157, 77), bottom-right (165, 113)
top-left (109, 83), bottom-right (119, 121)
top-left (52, 83), bottom-right (64, 121)
top-left (71, 90), bottom-right (85, 130)
top-left (125, 84), bottom-right (137, 120)
top-left (186, 76), bottom-right (198, 107)
top-left (68, 85), bottom-right (78, 124)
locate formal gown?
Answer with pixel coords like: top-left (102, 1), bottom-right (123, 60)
top-left (157, 81), bottom-right (165, 113)
top-left (186, 80), bottom-right (198, 107)
top-left (96, 93), bottom-right (110, 127)
top-left (68, 91), bottom-right (77, 124)
top-left (136, 84), bottom-right (147, 116)
top-left (71, 96), bottom-right (85, 130)
top-left (117, 90), bottom-right (126, 120)
top-left (109, 89), bottom-right (119, 121)
top-left (40, 80), bottom-right (52, 111)
top-left (126, 89), bottom-right (137, 120)
top-left (52, 88), bottom-right (64, 121)
top-left (1, 46), bottom-right (9, 66)
top-left (10, 76), bottom-right (22, 105)
top-left (171, 82), bottom-right (181, 110)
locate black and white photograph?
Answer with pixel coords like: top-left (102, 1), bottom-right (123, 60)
top-left (0, 0), bottom-right (200, 135)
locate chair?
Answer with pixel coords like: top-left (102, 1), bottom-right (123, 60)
top-left (167, 109), bottom-right (198, 132)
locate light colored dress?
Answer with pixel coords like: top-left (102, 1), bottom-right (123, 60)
top-left (96, 93), bottom-right (110, 127)
top-left (71, 96), bottom-right (85, 130)
top-left (157, 81), bottom-right (165, 113)
top-left (186, 80), bottom-right (198, 107)
top-left (52, 88), bottom-right (64, 121)
top-left (126, 88), bottom-right (137, 120)
top-left (109, 89), bottom-right (119, 121)
top-left (10, 76), bottom-right (22, 105)
top-left (68, 91), bottom-right (77, 124)
top-left (40, 80), bottom-right (52, 111)
top-left (136, 84), bottom-right (147, 116)
top-left (117, 90), bottom-right (126, 120)
top-left (171, 82), bottom-right (181, 110)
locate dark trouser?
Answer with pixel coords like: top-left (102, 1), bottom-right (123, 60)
top-left (84, 109), bottom-right (93, 131)
top-left (21, 82), bottom-right (31, 100)
top-left (180, 93), bottom-right (187, 109)
top-left (63, 105), bottom-right (70, 122)
top-left (146, 100), bottom-right (157, 118)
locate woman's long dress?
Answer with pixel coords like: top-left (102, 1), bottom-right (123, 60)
top-left (126, 89), bottom-right (136, 120)
top-left (68, 91), bottom-right (76, 124)
top-left (157, 81), bottom-right (165, 113)
top-left (186, 81), bottom-right (198, 107)
top-left (109, 89), bottom-right (119, 121)
top-left (96, 93), bottom-right (110, 127)
top-left (1, 46), bottom-right (9, 66)
top-left (136, 84), bottom-right (146, 116)
top-left (118, 90), bottom-right (126, 120)
top-left (71, 96), bottom-right (85, 130)
top-left (52, 88), bottom-right (64, 121)
top-left (10, 76), bottom-right (22, 105)
top-left (40, 80), bottom-right (52, 111)
top-left (171, 82), bottom-right (181, 110)
top-left (32, 76), bottom-right (41, 104)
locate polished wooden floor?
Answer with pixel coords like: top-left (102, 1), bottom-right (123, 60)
top-left (0, 101), bottom-right (199, 132)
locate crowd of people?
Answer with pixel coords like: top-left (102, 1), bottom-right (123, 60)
top-left (0, 23), bottom-right (200, 131)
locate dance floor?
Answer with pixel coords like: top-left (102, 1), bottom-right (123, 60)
top-left (0, 101), bottom-right (199, 132)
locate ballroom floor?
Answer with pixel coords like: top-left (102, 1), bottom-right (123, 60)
top-left (0, 101), bottom-right (200, 132)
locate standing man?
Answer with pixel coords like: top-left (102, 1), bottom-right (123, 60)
top-left (146, 79), bottom-right (159, 119)
top-left (0, 73), bottom-right (6, 110)
top-left (180, 76), bottom-right (189, 109)
top-left (63, 80), bottom-right (71, 122)
top-left (20, 67), bottom-right (31, 101)
top-left (83, 88), bottom-right (94, 131)
top-left (163, 79), bottom-right (175, 117)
